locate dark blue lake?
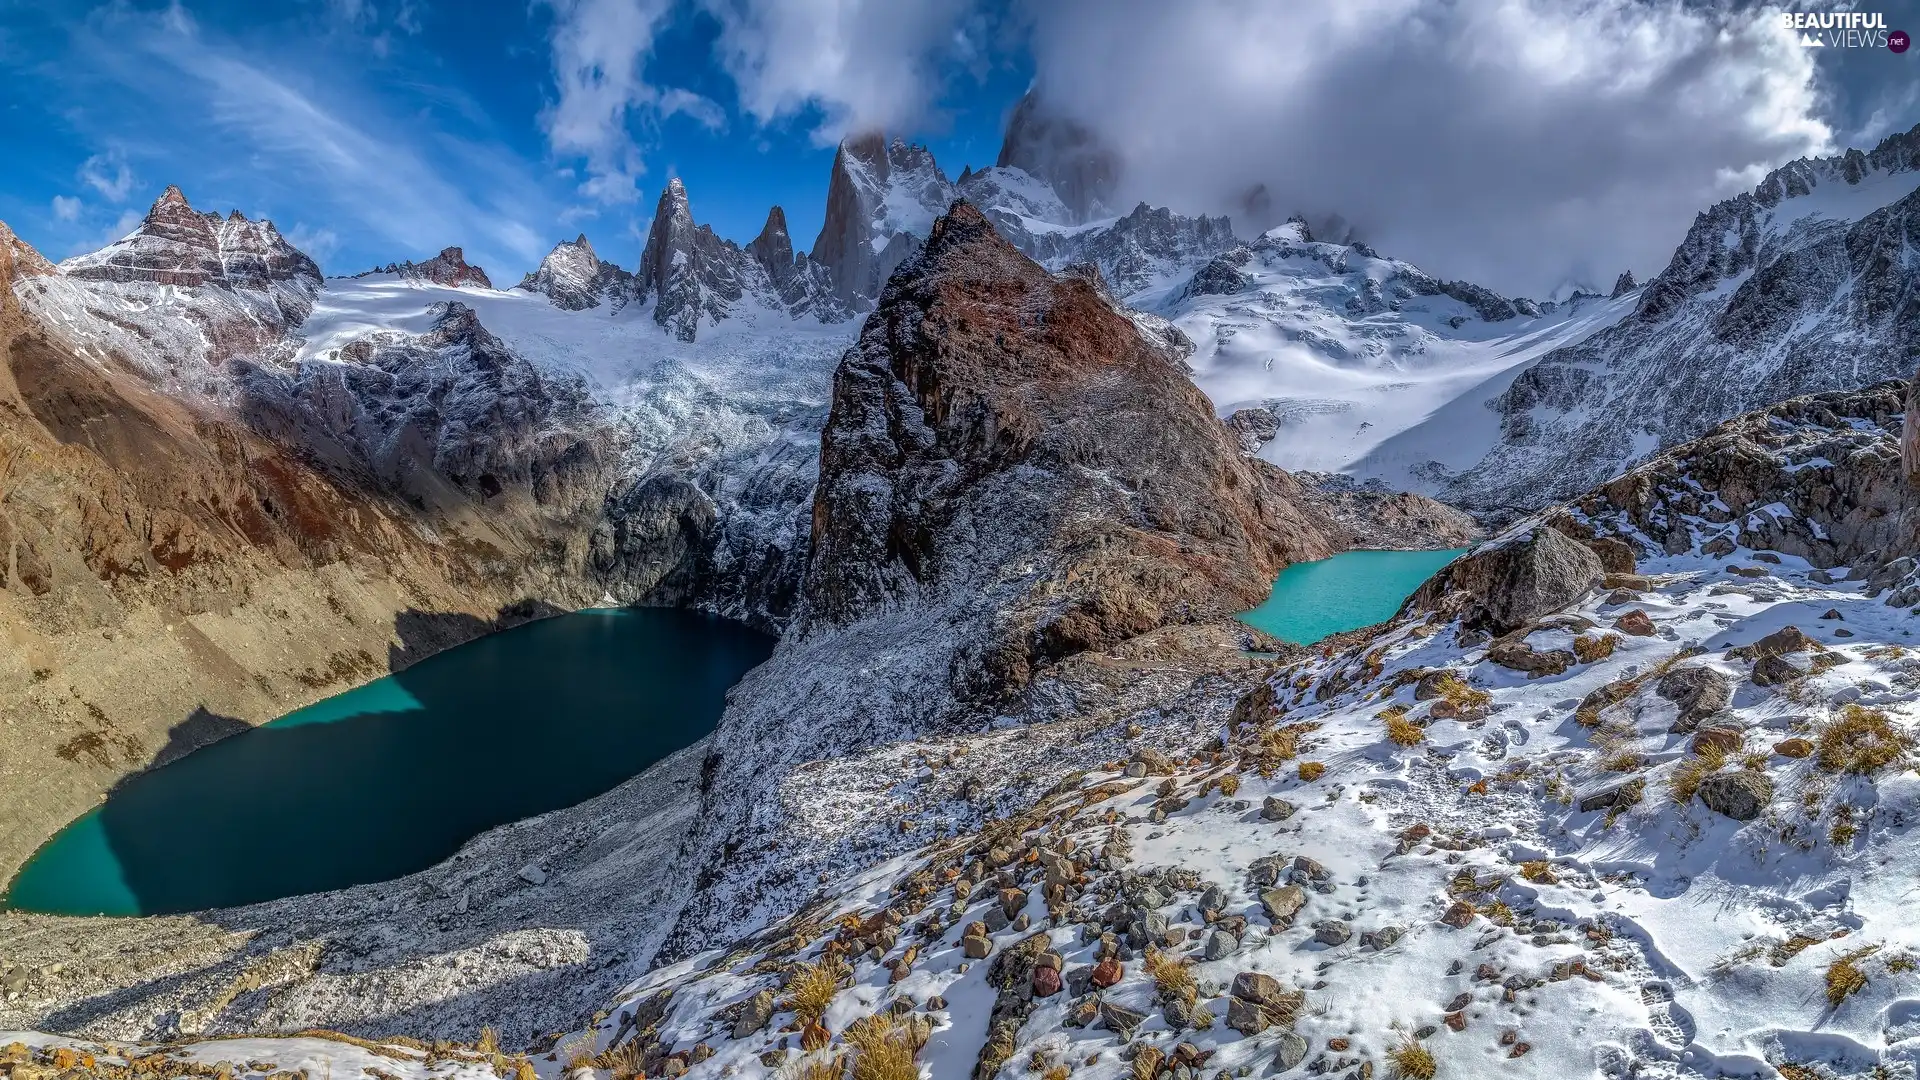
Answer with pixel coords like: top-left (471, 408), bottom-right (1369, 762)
top-left (2, 608), bottom-right (772, 917)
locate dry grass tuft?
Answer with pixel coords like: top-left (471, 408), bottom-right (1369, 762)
top-left (476, 1028), bottom-right (500, 1056)
top-left (846, 1014), bottom-right (921, 1080)
top-left (1143, 948), bottom-right (1198, 1005)
top-left (784, 960), bottom-right (849, 1025)
top-left (1386, 1035), bottom-right (1437, 1079)
top-left (1218, 774), bottom-right (1240, 797)
top-left (1434, 674), bottom-right (1490, 710)
top-left (784, 1055), bottom-right (847, 1080)
top-left (594, 1041), bottom-right (645, 1080)
top-left (1827, 946), bottom-right (1880, 1006)
top-left (1298, 761), bottom-right (1326, 782)
top-left (1573, 634), bottom-right (1617, 664)
top-left (1669, 744), bottom-right (1728, 805)
top-left (1383, 710), bottom-right (1426, 747)
top-left (1519, 860), bottom-right (1557, 884)
top-left (1815, 705), bottom-right (1914, 774)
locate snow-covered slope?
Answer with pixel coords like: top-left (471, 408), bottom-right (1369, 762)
top-left (18, 380), bottom-right (1920, 1080)
top-left (1430, 123), bottom-right (1920, 512)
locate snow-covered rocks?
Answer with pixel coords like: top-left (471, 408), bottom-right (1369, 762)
top-left (518, 234), bottom-right (635, 312)
top-left (359, 245), bottom-right (493, 289)
top-left (811, 135), bottom-right (957, 309)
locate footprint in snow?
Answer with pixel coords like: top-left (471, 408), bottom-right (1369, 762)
top-left (1638, 980), bottom-right (1697, 1048)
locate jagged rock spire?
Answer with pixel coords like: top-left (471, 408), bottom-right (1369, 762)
top-left (1610, 270), bottom-right (1637, 298)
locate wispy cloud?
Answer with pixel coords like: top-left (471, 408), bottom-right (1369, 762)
top-left (538, 0), bottom-right (726, 204)
top-left (79, 150), bottom-right (136, 202)
top-left (61, 1), bottom-right (561, 275)
top-left (50, 195), bottom-right (81, 222)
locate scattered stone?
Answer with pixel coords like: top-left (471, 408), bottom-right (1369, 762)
top-left (1691, 726), bottom-right (1745, 756)
top-left (1821, 609), bottom-right (1844, 620)
top-left (518, 864), bottom-right (548, 886)
top-left (1312, 920), bottom-right (1353, 946)
top-left (1100, 1000), bottom-right (1149, 1039)
top-left (963, 933), bottom-right (993, 959)
top-left (1090, 957), bottom-right (1123, 989)
top-left (1752, 654), bottom-right (1808, 687)
top-left (999, 887), bottom-right (1028, 920)
top-left (1443, 1011), bottom-right (1467, 1032)
top-left (1441, 901), bottom-right (1476, 928)
top-left (1204, 930), bottom-right (1240, 961)
top-left (1774, 738), bottom-right (1814, 758)
top-left (1445, 992), bottom-right (1472, 1012)
top-left (1199, 884), bottom-right (1229, 912)
top-left (1261, 886), bottom-right (1308, 924)
top-left (1702, 536), bottom-right (1736, 557)
top-left (1656, 665), bottom-right (1732, 732)
top-left (1576, 777), bottom-right (1643, 813)
top-left (732, 989), bottom-right (775, 1039)
top-left (1360, 926), bottom-right (1403, 950)
top-left (1273, 1032), bottom-right (1309, 1072)
top-left (1488, 642), bottom-right (1576, 677)
top-left (1748, 626), bottom-right (1814, 657)
top-left (1587, 537), bottom-right (1638, 574)
top-left (1262, 796), bottom-right (1297, 821)
top-left (1697, 771), bottom-right (1773, 821)
top-left (1032, 965), bottom-right (1062, 998)
top-left (1612, 609), bottom-right (1656, 636)
top-left (1603, 573), bottom-right (1652, 592)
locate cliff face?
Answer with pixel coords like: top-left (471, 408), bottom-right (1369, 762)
top-left (659, 200), bottom-right (1351, 954)
top-left (810, 136), bottom-right (955, 309)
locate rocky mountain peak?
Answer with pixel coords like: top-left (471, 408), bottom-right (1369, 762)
top-left (0, 222), bottom-right (57, 284)
top-left (357, 246), bottom-right (494, 289)
top-left (60, 185), bottom-right (321, 294)
top-left (995, 90), bottom-right (1122, 223)
top-left (810, 133), bottom-right (955, 309)
top-left (1610, 270), bottom-right (1637, 298)
top-left (746, 206), bottom-right (795, 283)
top-left (518, 233), bottom-right (633, 312)
top-left (637, 177), bottom-right (755, 341)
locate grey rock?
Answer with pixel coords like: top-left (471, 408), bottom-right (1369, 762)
top-left (731, 989), bottom-right (775, 1039)
top-left (1401, 524), bottom-right (1603, 633)
top-left (1657, 665), bottom-right (1733, 732)
top-left (1273, 1032), bottom-right (1309, 1072)
top-left (1262, 796), bottom-right (1298, 822)
top-left (1261, 886), bottom-right (1308, 923)
top-left (1099, 1000), bottom-right (1148, 1039)
top-left (1697, 771), bottom-right (1773, 821)
top-left (1204, 930), bottom-right (1239, 961)
top-left (1311, 920), bottom-right (1352, 947)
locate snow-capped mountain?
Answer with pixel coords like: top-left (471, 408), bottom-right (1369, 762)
top-left (517, 233), bottom-right (635, 312)
top-left (356, 245), bottom-right (494, 289)
top-left (1391, 123), bottom-right (1920, 511)
top-left (810, 135), bottom-right (957, 309)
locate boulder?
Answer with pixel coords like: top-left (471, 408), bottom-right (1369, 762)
top-left (1261, 796), bottom-right (1297, 821)
top-left (1203, 930), bottom-right (1239, 961)
top-left (1696, 771), bottom-right (1772, 821)
top-left (1273, 1032), bottom-right (1309, 1072)
top-left (1576, 778), bottom-right (1643, 813)
top-left (731, 989), bottom-right (775, 1039)
top-left (1312, 920), bottom-right (1353, 946)
top-left (1401, 524), bottom-right (1604, 634)
top-left (1748, 626), bottom-right (1815, 657)
top-left (1099, 1000), bottom-right (1148, 1039)
top-left (1260, 886), bottom-right (1307, 923)
top-left (1231, 971), bottom-right (1287, 1004)
top-left (1488, 642), bottom-right (1575, 676)
top-left (1613, 609), bottom-right (1656, 636)
top-left (1691, 726), bottom-right (1745, 756)
top-left (1656, 665), bottom-right (1732, 732)
top-left (1587, 537), bottom-right (1639, 574)
top-left (1752, 654), bottom-right (1808, 687)
top-left (1774, 737), bottom-right (1814, 758)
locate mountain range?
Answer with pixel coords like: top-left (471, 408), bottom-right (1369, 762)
top-left (5, 90), bottom-right (1920, 1080)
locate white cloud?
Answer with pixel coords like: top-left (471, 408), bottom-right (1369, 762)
top-left (701, 0), bottom-right (977, 143)
top-left (79, 150), bottom-right (136, 202)
top-left (1018, 0), bottom-right (1832, 295)
top-left (539, 0), bottom-right (683, 204)
top-left (51, 195), bottom-right (82, 221)
top-left (283, 223), bottom-right (341, 263)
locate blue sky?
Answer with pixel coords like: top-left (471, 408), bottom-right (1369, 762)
top-left (0, 0), bottom-right (1032, 278)
top-left (1, 0), bottom-right (1915, 296)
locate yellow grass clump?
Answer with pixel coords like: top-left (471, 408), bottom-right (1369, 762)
top-left (1827, 946), bottom-right (1880, 1006)
top-left (784, 960), bottom-right (849, 1025)
top-left (1573, 634), bottom-right (1617, 664)
top-left (1815, 705), bottom-right (1914, 775)
top-left (1434, 674), bottom-right (1490, 709)
top-left (1386, 1035), bottom-right (1437, 1079)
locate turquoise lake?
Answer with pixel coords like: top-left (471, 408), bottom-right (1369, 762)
top-left (2, 608), bottom-right (773, 917)
top-left (1239, 548), bottom-right (1466, 645)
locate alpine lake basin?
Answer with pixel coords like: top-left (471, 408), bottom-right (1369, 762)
top-left (4, 549), bottom-right (1457, 918)
top-left (2, 608), bottom-right (774, 918)
top-left (1238, 547), bottom-right (1467, 646)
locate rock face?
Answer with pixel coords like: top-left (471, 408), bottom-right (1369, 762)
top-left (1060, 202), bottom-right (1237, 296)
top-left (660, 200), bottom-right (1349, 955)
top-left (810, 135), bottom-right (956, 309)
top-left (1403, 524), bottom-right (1602, 634)
top-left (1291, 472), bottom-right (1483, 551)
top-left (800, 200), bottom-right (1340, 656)
top-left (518, 234), bottom-right (635, 311)
top-left (995, 91), bottom-right (1121, 223)
top-left (1610, 270), bottom-right (1637, 298)
top-left (365, 246), bottom-right (493, 289)
top-left (639, 179), bottom-right (756, 341)
top-left (1452, 123), bottom-right (1920, 510)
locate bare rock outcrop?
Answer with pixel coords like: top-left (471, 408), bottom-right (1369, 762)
top-left (1403, 523), bottom-right (1602, 634)
top-left (362, 245), bottom-right (492, 289)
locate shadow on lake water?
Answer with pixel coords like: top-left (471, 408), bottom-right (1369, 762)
top-left (4, 603), bottom-right (773, 917)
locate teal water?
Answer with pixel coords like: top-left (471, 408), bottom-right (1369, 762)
top-left (2, 608), bottom-right (772, 917)
top-left (1239, 548), bottom-right (1466, 645)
